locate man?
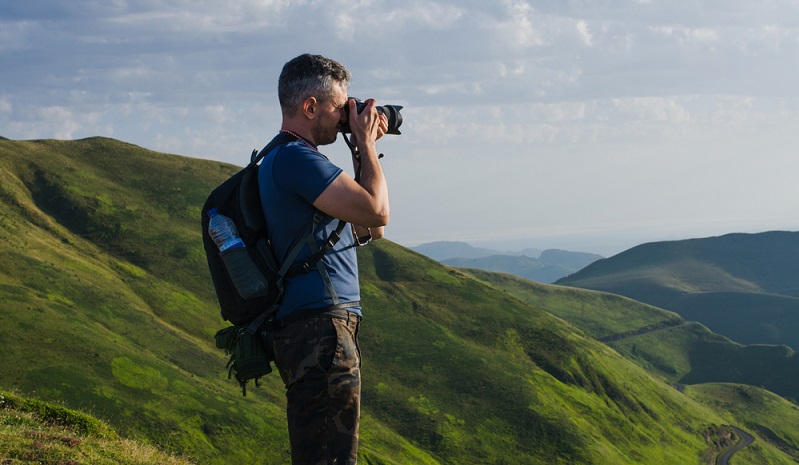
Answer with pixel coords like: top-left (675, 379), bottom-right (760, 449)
top-left (258, 53), bottom-right (390, 464)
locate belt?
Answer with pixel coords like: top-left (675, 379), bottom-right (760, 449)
top-left (268, 301), bottom-right (360, 331)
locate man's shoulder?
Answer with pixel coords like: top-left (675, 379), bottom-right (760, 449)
top-left (272, 140), bottom-right (332, 164)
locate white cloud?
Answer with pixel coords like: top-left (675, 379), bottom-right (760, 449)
top-left (577, 20), bottom-right (594, 46)
top-left (611, 97), bottom-right (691, 123)
top-left (493, 0), bottom-right (545, 48)
top-left (380, 1), bottom-right (464, 29)
top-left (650, 25), bottom-right (719, 44)
top-left (4, 0), bottom-right (799, 253)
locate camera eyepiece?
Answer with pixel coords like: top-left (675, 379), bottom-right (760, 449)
top-left (340, 97), bottom-right (403, 135)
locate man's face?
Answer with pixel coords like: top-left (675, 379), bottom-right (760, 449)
top-left (311, 82), bottom-right (348, 146)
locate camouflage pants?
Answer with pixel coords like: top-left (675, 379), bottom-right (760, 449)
top-left (270, 311), bottom-right (361, 465)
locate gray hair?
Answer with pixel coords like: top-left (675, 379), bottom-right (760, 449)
top-left (278, 54), bottom-right (351, 117)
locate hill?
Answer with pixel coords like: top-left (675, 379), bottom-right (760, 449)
top-left (443, 250), bottom-right (602, 283)
top-left (0, 137), bottom-right (797, 463)
top-left (411, 241), bottom-right (511, 260)
top-left (556, 232), bottom-right (799, 349)
top-left (413, 242), bottom-right (602, 283)
top-left (463, 269), bottom-right (799, 405)
top-left (686, 384), bottom-right (799, 462)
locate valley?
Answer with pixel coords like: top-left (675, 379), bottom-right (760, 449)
top-left (1, 137), bottom-right (798, 464)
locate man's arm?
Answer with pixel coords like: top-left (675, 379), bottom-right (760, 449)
top-left (313, 99), bottom-right (389, 230)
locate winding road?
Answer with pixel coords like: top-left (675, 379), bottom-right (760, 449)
top-left (717, 426), bottom-right (755, 465)
top-left (598, 325), bottom-right (756, 463)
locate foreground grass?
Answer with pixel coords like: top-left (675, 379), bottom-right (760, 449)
top-left (0, 391), bottom-right (194, 464)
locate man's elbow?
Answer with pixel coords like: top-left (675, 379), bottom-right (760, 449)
top-left (366, 203), bottom-right (389, 228)
top-left (376, 206), bottom-right (390, 227)
top-left (367, 212), bottom-right (389, 228)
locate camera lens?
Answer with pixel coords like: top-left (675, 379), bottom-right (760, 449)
top-left (378, 105), bottom-right (403, 135)
top-left (341, 97), bottom-right (403, 135)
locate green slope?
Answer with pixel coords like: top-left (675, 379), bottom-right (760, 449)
top-left (685, 384), bottom-right (799, 462)
top-left (0, 137), bottom-right (795, 464)
top-left (459, 268), bottom-right (683, 340)
top-left (463, 268), bottom-right (799, 404)
top-left (1, 391), bottom-right (193, 464)
top-left (556, 232), bottom-right (799, 349)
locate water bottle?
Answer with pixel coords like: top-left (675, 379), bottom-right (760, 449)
top-left (208, 208), bottom-right (245, 251)
top-left (207, 208), bottom-right (269, 300)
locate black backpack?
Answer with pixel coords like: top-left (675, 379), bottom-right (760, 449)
top-left (201, 132), bottom-right (347, 394)
top-left (201, 132), bottom-right (295, 326)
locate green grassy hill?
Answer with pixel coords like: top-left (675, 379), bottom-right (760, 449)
top-left (556, 232), bottom-right (799, 349)
top-left (685, 384), bottom-right (799, 463)
top-left (464, 269), bottom-right (799, 405)
top-left (0, 137), bottom-right (797, 464)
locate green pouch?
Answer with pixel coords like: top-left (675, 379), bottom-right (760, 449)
top-left (214, 326), bottom-right (238, 351)
top-left (215, 323), bottom-right (272, 396)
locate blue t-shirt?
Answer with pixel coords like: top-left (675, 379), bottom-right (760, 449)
top-left (258, 136), bottom-right (362, 318)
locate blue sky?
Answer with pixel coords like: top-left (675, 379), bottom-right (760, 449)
top-left (3, 0), bottom-right (799, 256)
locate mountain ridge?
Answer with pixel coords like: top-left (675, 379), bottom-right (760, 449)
top-left (1, 137), bottom-right (798, 463)
top-left (557, 231), bottom-right (799, 349)
top-left (413, 241), bottom-right (602, 283)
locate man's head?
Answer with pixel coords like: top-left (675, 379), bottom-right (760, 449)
top-left (279, 54), bottom-right (351, 145)
top-left (279, 54), bottom-right (351, 116)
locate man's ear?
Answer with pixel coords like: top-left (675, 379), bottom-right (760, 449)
top-left (301, 96), bottom-right (318, 120)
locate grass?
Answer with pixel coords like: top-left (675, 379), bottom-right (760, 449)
top-left (467, 265), bottom-right (799, 406)
top-left (686, 384), bottom-right (799, 463)
top-left (556, 232), bottom-right (799, 352)
top-left (1, 137), bottom-right (798, 464)
top-left (461, 268), bottom-right (683, 339)
top-left (0, 391), bottom-right (193, 464)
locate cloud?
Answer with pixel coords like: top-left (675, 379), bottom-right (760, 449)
top-left (4, 0), bottom-right (799, 253)
top-left (577, 20), bottom-right (594, 47)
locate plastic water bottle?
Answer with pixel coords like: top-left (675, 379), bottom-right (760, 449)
top-left (207, 208), bottom-right (269, 300)
top-left (208, 208), bottom-right (245, 251)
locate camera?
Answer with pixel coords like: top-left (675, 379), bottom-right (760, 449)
top-left (340, 97), bottom-right (403, 135)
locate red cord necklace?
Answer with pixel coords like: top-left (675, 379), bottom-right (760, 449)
top-left (279, 129), bottom-right (317, 152)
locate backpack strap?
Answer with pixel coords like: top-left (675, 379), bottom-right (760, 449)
top-left (301, 213), bottom-right (346, 305)
top-left (258, 132), bottom-right (352, 304)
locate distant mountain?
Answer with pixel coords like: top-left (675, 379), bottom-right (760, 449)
top-left (442, 254), bottom-right (569, 283)
top-left (557, 231), bottom-right (799, 349)
top-left (0, 135), bottom-right (8, 140)
top-left (517, 247), bottom-right (543, 256)
top-left (411, 241), bottom-right (504, 260)
top-left (443, 250), bottom-right (602, 283)
top-left (539, 249), bottom-right (603, 270)
top-left (413, 242), bottom-right (600, 283)
top-left (4, 137), bottom-right (799, 463)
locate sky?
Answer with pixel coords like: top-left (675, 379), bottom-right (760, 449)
top-left (3, 0), bottom-right (799, 257)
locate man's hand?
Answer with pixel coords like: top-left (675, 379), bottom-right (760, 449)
top-left (314, 98), bottom-right (390, 228)
top-left (347, 99), bottom-right (389, 150)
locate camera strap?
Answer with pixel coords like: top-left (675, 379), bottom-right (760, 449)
top-left (340, 128), bottom-right (383, 184)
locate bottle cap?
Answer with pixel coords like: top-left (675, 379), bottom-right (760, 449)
top-left (207, 208), bottom-right (219, 217)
